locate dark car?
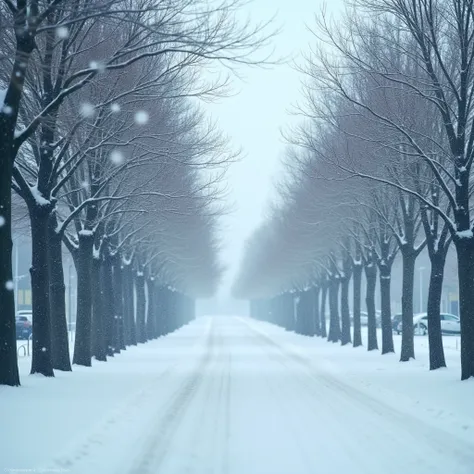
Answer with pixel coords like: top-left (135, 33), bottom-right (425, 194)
top-left (392, 313), bottom-right (402, 334)
top-left (16, 313), bottom-right (32, 340)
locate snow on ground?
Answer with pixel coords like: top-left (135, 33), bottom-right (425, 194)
top-left (2, 316), bottom-right (474, 474)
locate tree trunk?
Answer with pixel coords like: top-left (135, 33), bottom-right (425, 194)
top-left (48, 222), bottom-right (71, 371)
top-left (365, 263), bottom-right (378, 351)
top-left (320, 283), bottom-right (328, 338)
top-left (0, 135), bottom-right (20, 386)
top-left (157, 286), bottom-right (167, 336)
top-left (122, 263), bottom-right (136, 346)
top-left (91, 257), bottom-right (107, 362)
top-left (136, 272), bottom-right (147, 343)
top-left (313, 286), bottom-right (321, 336)
top-left (379, 268), bottom-right (395, 355)
top-left (0, 39), bottom-right (34, 386)
top-left (352, 263), bottom-right (363, 347)
top-left (426, 253), bottom-right (446, 370)
top-left (305, 289), bottom-right (315, 336)
top-left (340, 277), bottom-right (351, 345)
top-left (454, 238), bottom-right (474, 380)
top-left (101, 256), bottom-right (115, 356)
top-left (146, 278), bottom-right (156, 339)
top-left (30, 205), bottom-right (54, 376)
top-left (112, 258), bottom-right (124, 353)
top-left (327, 277), bottom-right (341, 343)
top-left (72, 233), bottom-right (94, 367)
top-left (400, 252), bottom-right (415, 361)
top-left (285, 292), bottom-right (295, 331)
top-left (121, 263), bottom-right (130, 347)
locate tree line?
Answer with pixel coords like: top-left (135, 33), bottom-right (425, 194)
top-left (0, 0), bottom-right (272, 387)
top-left (233, 0), bottom-right (474, 381)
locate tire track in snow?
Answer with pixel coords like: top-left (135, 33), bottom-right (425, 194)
top-left (254, 339), bottom-right (413, 473)
top-left (125, 321), bottom-right (217, 474)
top-left (241, 317), bottom-right (474, 473)
top-left (49, 319), bottom-right (214, 473)
top-left (256, 351), bottom-right (316, 474)
top-left (210, 328), bottom-right (232, 474)
top-left (156, 320), bottom-right (233, 474)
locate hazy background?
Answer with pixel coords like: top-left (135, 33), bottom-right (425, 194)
top-left (198, 0), bottom-right (344, 315)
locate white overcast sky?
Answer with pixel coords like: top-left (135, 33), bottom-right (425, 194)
top-left (204, 0), bottom-right (344, 296)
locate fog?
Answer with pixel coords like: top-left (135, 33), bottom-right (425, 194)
top-left (203, 0), bottom-right (344, 305)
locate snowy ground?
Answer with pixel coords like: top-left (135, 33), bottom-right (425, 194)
top-left (2, 316), bottom-right (474, 474)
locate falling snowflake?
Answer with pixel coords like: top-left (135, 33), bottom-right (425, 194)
top-left (15, 71), bottom-right (22, 78)
top-left (109, 150), bottom-right (125, 165)
top-left (89, 61), bottom-right (106, 73)
top-left (134, 110), bottom-right (149, 125)
top-left (81, 181), bottom-right (90, 190)
top-left (111, 103), bottom-right (121, 113)
top-left (0, 216), bottom-right (5, 227)
top-left (80, 103), bottom-right (95, 118)
top-left (2, 105), bottom-right (13, 115)
top-left (56, 26), bottom-right (69, 40)
top-left (5, 280), bottom-right (14, 291)
top-left (41, 347), bottom-right (47, 352)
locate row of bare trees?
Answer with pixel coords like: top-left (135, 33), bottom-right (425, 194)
top-left (234, 0), bottom-right (474, 380)
top-left (0, 0), bottom-right (272, 386)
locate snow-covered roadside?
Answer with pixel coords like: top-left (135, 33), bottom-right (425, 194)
top-left (1, 319), bottom-right (211, 471)
top-left (2, 315), bottom-right (474, 474)
top-left (240, 317), bottom-right (474, 444)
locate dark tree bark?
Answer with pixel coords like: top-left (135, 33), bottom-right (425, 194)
top-left (320, 279), bottom-right (328, 338)
top-left (29, 204), bottom-right (54, 376)
top-left (400, 250), bottom-right (416, 361)
top-left (305, 289), bottom-right (316, 336)
top-left (375, 231), bottom-right (397, 355)
top-left (158, 286), bottom-right (168, 336)
top-left (295, 290), bottom-right (313, 336)
top-left (454, 238), bottom-right (474, 380)
top-left (284, 292), bottom-right (295, 331)
top-left (0, 30), bottom-right (35, 387)
top-left (340, 250), bottom-right (352, 346)
top-left (327, 276), bottom-right (341, 343)
top-left (365, 253), bottom-right (378, 351)
top-left (146, 278), bottom-right (156, 339)
top-left (101, 254), bottom-right (115, 356)
top-left (122, 261), bottom-right (136, 346)
top-left (91, 256), bottom-right (107, 362)
top-left (48, 218), bottom-right (71, 371)
top-left (136, 270), bottom-right (147, 343)
top-left (352, 261), bottom-right (363, 347)
top-left (426, 254), bottom-right (447, 370)
top-left (295, 292), bottom-right (304, 335)
top-left (121, 261), bottom-right (130, 346)
top-left (419, 190), bottom-right (449, 370)
top-left (340, 277), bottom-right (351, 345)
top-left (0, 161), bottom-right (19, 385)
top-left (312, 286), bottom-right (321, 336)
top-left (379, 269), bottom-right (394, 354)
top-left (72, 233), bottom-right (94, 367)
top-left (121, 266), bottom-right (130, 347)
top-left (112, 256), bottom-right (124, 353)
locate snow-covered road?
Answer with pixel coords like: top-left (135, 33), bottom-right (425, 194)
top-left (3, 316), bottom-right (474, 473)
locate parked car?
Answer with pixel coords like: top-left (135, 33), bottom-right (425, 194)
top-left (439, 313), bottom-right (461, 334)
top-left (392, 313), bottom-right (403, 334)
top-left (350, 311), bottom-right (377, 327)
top-left (396, 313), bottom-right (460, 336)
top-left (16, 311), bottom-right (32, 340)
